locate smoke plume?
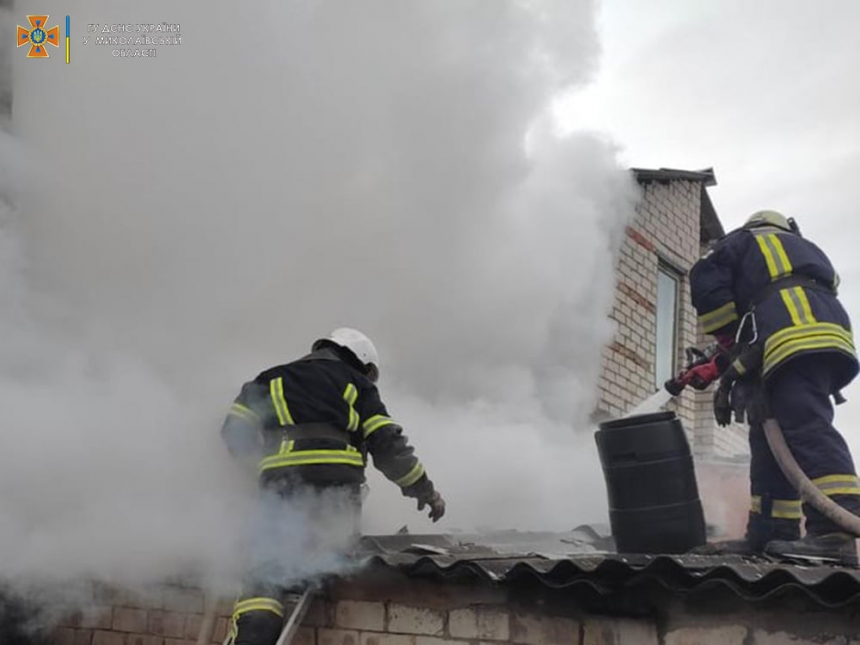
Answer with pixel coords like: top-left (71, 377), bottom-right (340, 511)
top-left (1, 0), bottom-right (638, 603)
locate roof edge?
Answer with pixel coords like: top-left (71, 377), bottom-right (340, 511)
top-left (631, 167), bottom-right (717, 187)
top-left (630, 166), bottom-right (724, 243)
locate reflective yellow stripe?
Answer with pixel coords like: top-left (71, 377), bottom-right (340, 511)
top-left (731, 359), bottom-right (747, 377)
top-left (343, 384), bottom-right (360, 432)
top-left (771, 499), bottom-right (802, 519)
top-left (794, 287), bottom-right (816, 324)
top-left (363, 414), bottom-right (396, 438)
top-left (755, 233), bottom-right (793, 279)
top-left (270, 377), bottom-right (295, 426)
top-left (767, 338), bottom-right (856, 374)
top-left (698, 302), bottom-right (739, 334)
top-left (751, 495), bottom-right (762, 514)
top-left (766, 322), bottom-right (854, 354)
top-left (751, 496), bottom-right (802, 519)
top-left (232, 597), bottom-right (285, 619)
top-left (259, 449), bottom-right (364, 472)
top-left (812, 474), bottom-right (859, 486)
top-left (764, 335), bottom-right (856, 375)
top-left (780, 289), bottom-right (803, 326)
top-left (763, 323), bottom-right (856, 374)
top-left (779, 287), bottom-right (815, 326)
top-left (769, 234), bottom-right (793, 276)
top-left (756, 234), bottom-right (780, 278)
top-left (812, 474), bottom-right (860, 496)
top-left (395, 462), bottom-right (425, 487)
top-left (230, 402), bottom-right (260, 424)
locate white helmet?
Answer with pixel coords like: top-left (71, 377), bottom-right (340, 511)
top-left (744, 210), bottom-right (792, 232)
top-left (314, 327), bottom-right (380, 379)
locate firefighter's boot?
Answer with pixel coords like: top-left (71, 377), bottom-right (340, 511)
top-left (765, 532), bottom-right (859, 567)
top-left (688, 538), bottom-right (759, 556)
top-left (688, 513), bottom-right (799, 557)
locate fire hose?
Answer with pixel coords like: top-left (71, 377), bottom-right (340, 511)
top-left (667, 346), bottom-right (860, 538)
top-left (762, 418), bottom-right (860, 537)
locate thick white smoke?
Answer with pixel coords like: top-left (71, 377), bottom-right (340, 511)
top-left (1, 0), bottom-right (638, 601)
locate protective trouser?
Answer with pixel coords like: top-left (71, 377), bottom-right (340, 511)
top-left (748, 354), bottom-right (860, 539)
top-left (228, 483), bottom-right (362, 645)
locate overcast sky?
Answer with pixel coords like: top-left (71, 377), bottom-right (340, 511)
top-left (558, 0), bottom-right (860, 449)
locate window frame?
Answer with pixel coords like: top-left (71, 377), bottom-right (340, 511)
top-left (654, 260), bottom-right (683, 390)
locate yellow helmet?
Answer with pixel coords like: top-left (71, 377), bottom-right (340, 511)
top-left (743, 210), bottom-right (792, 232)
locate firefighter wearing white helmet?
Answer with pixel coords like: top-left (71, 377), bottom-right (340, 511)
top-left (220, 327), bottom-right (445, 645)
top-left (318, 327), bottom-right (381, 383)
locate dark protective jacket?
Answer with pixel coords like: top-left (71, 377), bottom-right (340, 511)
top-left (690, 224), bottom-right (858, 390)
top-left (220, 347), bottom-right (432, 496)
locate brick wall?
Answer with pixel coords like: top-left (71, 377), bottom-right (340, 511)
top-left (48, 573), bottom-right (860, 645)
top-left (596, 179), bottom-right (701, 436)
top-left (50, 582), bottom-right (224, 645)
top-left (596, 177), bottom-right (750, 461)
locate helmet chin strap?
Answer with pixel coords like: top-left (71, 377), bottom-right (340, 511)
top-left (366, 364), bottom-right (380, 384)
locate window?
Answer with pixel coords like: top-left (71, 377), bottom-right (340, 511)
top-left (655, 265), bottom-right (680, 389)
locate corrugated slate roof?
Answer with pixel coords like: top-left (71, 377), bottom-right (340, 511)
top-left (356, 528), bottom-right (860, 608)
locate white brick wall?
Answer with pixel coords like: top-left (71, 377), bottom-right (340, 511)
top-left (596, 176), bottom-right (750, 460)
top-left (596, 179), bottom-right (701, 433)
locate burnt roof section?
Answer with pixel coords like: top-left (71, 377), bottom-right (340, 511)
top-left (631, 167), bottom-right (725, 244)
top-left (356, 528), bottom-right (860, 609)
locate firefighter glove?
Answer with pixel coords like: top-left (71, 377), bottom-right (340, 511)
top-left (713, 380), bottom-right (733, 427)
top-left (418, 491), bottom-right (446, 522)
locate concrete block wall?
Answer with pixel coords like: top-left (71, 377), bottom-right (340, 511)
top-left (47, 574), bottom-right (860, 645)
top-left (49, 582), bottom-right (227, 645)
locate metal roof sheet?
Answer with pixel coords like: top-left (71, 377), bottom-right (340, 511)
top-left (356, 528), bottom-right (860, 608)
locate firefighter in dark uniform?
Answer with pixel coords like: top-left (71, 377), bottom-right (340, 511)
top-left (689, 211), bottom-right (860, 565)
top-left (220, 328), bottom-right (445, 645)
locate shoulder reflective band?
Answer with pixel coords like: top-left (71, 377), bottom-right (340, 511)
top-left (343, 383), bottom-right (359, 432)
top-left (395, 462), bottom-right (425, 487)
top-left (755, 233), bottom-right (793, 280)
top-left (270, 377), bottom-right (295, 426)
top-left (362, 414), bottom-right (396, 438)
top-left (699, 302), bottom-right (738, 334)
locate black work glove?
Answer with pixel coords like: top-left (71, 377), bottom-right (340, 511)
top-left (402, 475), bottom-right (445, 522)
top-left (714, 380), bottom-right (733, 427)
top-left (417, 491), bottom-right (446, 523)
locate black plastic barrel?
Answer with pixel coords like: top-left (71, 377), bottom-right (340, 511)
top-left (595, 411), bottom-right (706, 554)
